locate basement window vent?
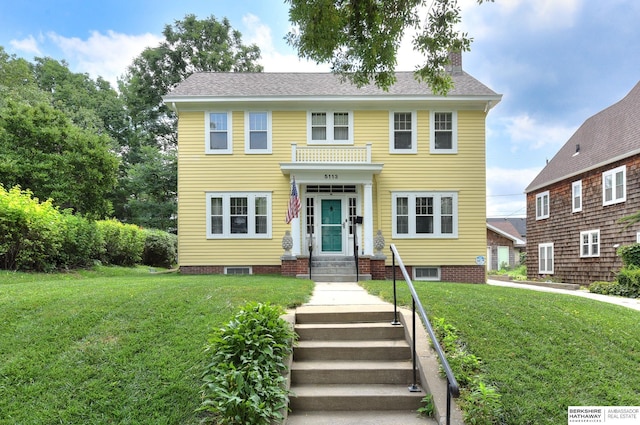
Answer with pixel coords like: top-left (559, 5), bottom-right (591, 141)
top-left (413, 267), bottom-right (441, 281)
top-left (224, 267), bottom-right (252, 275)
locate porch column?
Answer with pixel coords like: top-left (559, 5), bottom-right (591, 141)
top-left (291, 180), bottom-right (301, 256)
top-left (363, 182), bottom-right (373, 255)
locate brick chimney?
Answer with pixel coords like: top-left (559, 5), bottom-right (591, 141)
top-left (447, 51), bottom-right (463, 75)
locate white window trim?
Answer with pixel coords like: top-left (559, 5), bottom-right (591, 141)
top-left (392, 191), bottom-right (458, 239)
top-left (580, 229), bottom-right (600, 258)
top-left (205, 111), bottom-right (233, 154)
top-left (602, 165), bottom-right (626, 206)
top-left (430, 110), bottom-right (458, 154)
top-left (413, 266), bottom-right (441, 281)
top-left (538, 243), bottom-right (554, 274)
top-left (389, 111), bottom-right (417, 154)
top-left (244, 111), bottom-right (272, 154)
top-left (536, 191), bottom-right (550, 220)
top-left (206, 192), bottom-right (272, 239)
top-left (224, 266), bottom-right (253, 275)
top-left (307, 111), bottom-right (354, 145)
top-left (572, 180), bottom-right (582, 213)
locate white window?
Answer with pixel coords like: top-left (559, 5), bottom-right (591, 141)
top-left (205, 112), bottom-right (233, 154)
top-left (602, 165), bottom-right (626, 206)
top-left (536, 191), bottom-right (549, 220)
top-left (580, 230), bottom-right (600, 258)
top-left (430, 111), bottom-right (457, 153)
top-left (414, 267), bottom-right (441, 281)
top-left (308, 111), bottom-right (353, 144)
top-left (538, 243), bottom-right (554, 274)
top-left (572, 180), bottom-right (582, 213)
top-left (206, 192), bottom-right (271, 239)
top-left (245, 111), bottom-right (271, 153)
top-left (392, 192), bottom-right (458, 238)
top-left (389, 111), bottom-right (417, 153)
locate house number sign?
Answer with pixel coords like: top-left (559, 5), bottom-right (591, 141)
top-left (324, 174), bottom-right (339, 180)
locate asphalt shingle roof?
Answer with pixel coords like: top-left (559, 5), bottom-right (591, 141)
top-left (164, 71), bottom-right (500, 99)
top-left (526, 81), bottom-right (640, 192)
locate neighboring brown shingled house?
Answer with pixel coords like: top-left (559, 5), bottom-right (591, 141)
top-left (525, 81), bottom-right (640, 285)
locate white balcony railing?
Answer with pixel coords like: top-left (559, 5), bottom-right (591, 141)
top-left (291, 143), bottom-right (372, 163)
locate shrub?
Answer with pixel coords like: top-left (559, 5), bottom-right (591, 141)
top-left (96, 219), bottom-right (145, 266)
top-left (200, 302), bottom-right (295, 425)
top-left (0, 186), bottom-right (62, 271)
top-left (141, 229), bottom-right (177, 268)
top-left (617, 244), bottom-right (640, 267)
top-left (588, 280), bottom-right (620, 296)
top-left (615, 266), bottom-right (640, 298)
top-left (57, 212), bottom-right (104, 269)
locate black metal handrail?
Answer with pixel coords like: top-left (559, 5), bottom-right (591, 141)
top-left (308, 237), bottom-right (313, 282)
top-left (390, 244), bottom-right (460, 425)
top-left (352, 220), bottom-right (359, 281)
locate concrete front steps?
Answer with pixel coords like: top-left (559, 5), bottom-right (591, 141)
top-left (286, 305), bottom-right (436, 425)
top-left (297, 255), bottom-right (372, 282)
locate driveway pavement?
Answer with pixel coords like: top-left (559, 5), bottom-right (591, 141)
top-left (487, 279), bottom-right (640, 312)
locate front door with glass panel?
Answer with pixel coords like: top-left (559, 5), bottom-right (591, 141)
top-left (321, 199), bottom-right (343, 253)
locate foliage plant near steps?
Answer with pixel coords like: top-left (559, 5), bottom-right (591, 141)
top-left (200, 302), bottom-right (296, 425)
top-left (431, 317), bottom-right (502, 425)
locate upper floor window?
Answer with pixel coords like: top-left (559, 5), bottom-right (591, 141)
top-left (536, 191), bottom-right (549, 220)
top-left (538, 243), bottom-right (554, 274)
top-left (572, 180), bottom-right (582, 213)
top-left (602, 165), bottom-right (626, 206)
top-left (389, 111), bottom-right (417, 153)
top-left (430, 111), bottom-right (457, 153)
top-left (392, 192), bottom-right (458, 238)
top-left (308, 111), bottom-right (353, 144)
top-left (206, 192), bottom-right (271, 239)
top-left (205, 111), bottom-right (232, 154)
top-left (245, 111), bottom-right (271, 153)
top-left (580, 229), bottom-right (600, 258)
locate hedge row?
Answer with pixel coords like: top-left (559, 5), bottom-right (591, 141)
top-left (0, 186), bottom-right (176, 271)
top-left (589, 244), bottom-right (640, 298)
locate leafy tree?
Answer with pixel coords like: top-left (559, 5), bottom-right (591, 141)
top-left (0, 100), bottom-right (118, 217)
top-left (285, 0), bottom-right (492, 94)
top-left (116, 15), bottom-right (263, 230)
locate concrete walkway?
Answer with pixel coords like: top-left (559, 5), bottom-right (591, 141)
top-left (305, 281), bottom-right (389, 305)
top-left (487, 279), bottom-right (640, 312)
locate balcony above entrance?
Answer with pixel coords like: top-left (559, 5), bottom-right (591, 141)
top-left (280, 143), bottom-right (383, 177)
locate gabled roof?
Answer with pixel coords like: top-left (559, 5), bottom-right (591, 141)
top-left (487, 218), bottom-right (526, 246)
top-left (164, 71), bottom-right (501, 102)
top-left (487, 217), bottom-right (526, 239)
top-left (526, 81), bottom-right (640, 192)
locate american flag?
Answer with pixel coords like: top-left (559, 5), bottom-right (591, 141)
top-left (285, 178), bottom-right (301, 224)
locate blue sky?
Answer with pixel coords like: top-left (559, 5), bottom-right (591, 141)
top-left (2, 0), bottom-right (640, 218)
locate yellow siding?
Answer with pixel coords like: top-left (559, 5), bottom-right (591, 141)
top-left (178, 108), bottom-right (487, 267)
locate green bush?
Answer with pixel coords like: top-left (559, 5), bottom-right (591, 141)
top-left (0, 186), bottom-right (62, 271)
top-left (96, 219), bottom-right (146, 266)
top-left (57, 213), bottom-right (104, 269)
top-left (200, 302), bottom-right (295, 425)
top-left (617, 244), bottom-right (640, 267)
top-left (141, 229), bottom-right (177, 268)
top-left (588, 281), bottom-right (620, 295)
top-left (615, 266), bottom-right (640, 298)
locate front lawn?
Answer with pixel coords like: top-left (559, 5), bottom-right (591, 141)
top-left (362, 280), bottom-right (640, 425)
top-left (0, 267), bottom-right (313, 425)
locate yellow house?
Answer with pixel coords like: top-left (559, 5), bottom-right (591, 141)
top-left (164, 55), bottom-right (501, 283)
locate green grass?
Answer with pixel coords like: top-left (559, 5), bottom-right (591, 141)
top-left (362, 280), bottom-right (640, 425)
top-left (0, 267), bottom-right (314, 425)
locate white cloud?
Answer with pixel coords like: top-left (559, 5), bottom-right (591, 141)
top-left (10, 35), bottom-right (42, 55)
top-left (46, 30), bottom-right (163, 87)
top-left (501, 113), bottom-right (577, 152)
top-left (242, 13), bottom-right (329, 73)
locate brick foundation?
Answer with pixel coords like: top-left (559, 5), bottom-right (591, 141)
top-left (384, 265), bottom-right (485, 284)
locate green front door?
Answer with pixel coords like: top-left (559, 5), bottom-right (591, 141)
top-left (321, 199), bottom-right (342, 252)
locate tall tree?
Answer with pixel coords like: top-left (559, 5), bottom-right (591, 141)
top-left (116, 15), bottom-right (263, 230)
top-left (0, 100), bottom-right (118, 218)
top-left (286, 0), bottom-right (492, 94)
